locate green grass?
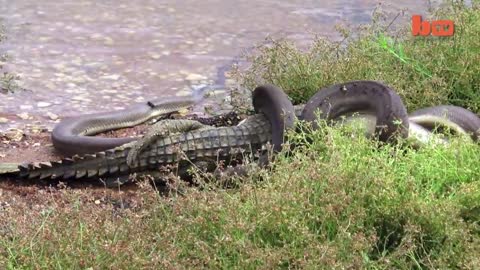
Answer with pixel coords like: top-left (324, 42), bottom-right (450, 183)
top-left (0, 1), bottom-right (479, 269)
top-left (232, 0), bottom-right (480, 113)
top-left (0, 122), bottom-right (478, 269)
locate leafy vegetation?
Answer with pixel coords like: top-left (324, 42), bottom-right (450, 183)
top-left (1, 122), bottom-right (479, 269)
top-left (0, 1), bottom-right (479, 269)
top-left (233, 0), bottom-right (480, 113)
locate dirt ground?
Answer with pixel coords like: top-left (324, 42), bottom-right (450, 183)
top-left (0, 111), bottom-right (245, 204)
top-left (0, 124), bottom-right (145, 206)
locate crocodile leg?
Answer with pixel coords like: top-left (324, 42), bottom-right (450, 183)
top-left (126, 119), bottom-right (214, 167)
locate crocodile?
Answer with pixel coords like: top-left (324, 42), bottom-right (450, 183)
top-left (3, 84), bottom-right (296, 185)
top-left (51, 88), bottom-right (207, 156)
top-left (16, 113), bottom-right (274, 185)
top-left (2, 81), bottom-right (478, 184)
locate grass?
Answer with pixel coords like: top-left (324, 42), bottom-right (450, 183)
top-left (0, 1), bottom-right (479, 269)
top-left (232, 0), bottom-right (480, 113)
top-left (0, 19), bottom-right (21, 94)
top-left (0, 123), bottom-right (479, 269)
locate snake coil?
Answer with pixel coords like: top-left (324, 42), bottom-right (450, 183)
top-left (301, 80), bottom-right (410, 142)
top-left (252, 84), bottom-right (296, 153)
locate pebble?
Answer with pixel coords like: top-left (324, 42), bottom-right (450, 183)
top-left (72, 96), bottom-right (92, 102)
top-left (52, 63), bottom-right (66, 70)
top-left (20, 105), bottom-right (33, 110)
top-left (90, 33), bottom-right (104, 40)
top-left (4, 128), bottom-right (24, 142)
top-left (186, 73), bottom-right (207, 81)
top-left (48, 50), bottom-right (62, 55)
top-left (149, 53), bottom-right (162, 60)
top-left (46, 112), bottom-right (59, 120)
top-left (17, 113), bottom-right (31, 120)
top-left (210, 89), bottom-right (227, 95)
top-left (0, 118), bottom-right (8, 124)
top-left (45, 82), bottom-right (57, 90)
top-left (30, 125), bottom-right (43, 134)
top-left (176, 90), bottom-right (192, 97)
top-left (72, 77), bottom-right (86, 84)
top-left (37, 102), bottom-right (52, 108)
top-left (101, 74), bottom-right (121, 80)
top-left (103, 37), bottom-right (114, 45)
top-left (100, 89), bottom-right (118, 94)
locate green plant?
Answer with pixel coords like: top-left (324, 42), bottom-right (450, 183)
top-left (232, 1), bottom-right (480, 113)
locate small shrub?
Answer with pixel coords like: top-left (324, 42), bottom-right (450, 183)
top-left (232, 1), bottom-right (480, 113)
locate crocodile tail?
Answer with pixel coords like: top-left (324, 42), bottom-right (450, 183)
top-left (17, 147), bottom-right (130, 180)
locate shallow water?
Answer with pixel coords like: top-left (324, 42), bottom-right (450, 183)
top-left (0, 0), bottom-right (432, 132)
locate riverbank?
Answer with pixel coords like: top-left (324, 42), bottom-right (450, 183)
top-left (0, 1), bottom-right (479, 269)
top-left (0, 21), bottom-right (15, 94)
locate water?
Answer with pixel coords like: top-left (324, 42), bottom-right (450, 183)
top-left (0, 0), bottom-right (432, 131)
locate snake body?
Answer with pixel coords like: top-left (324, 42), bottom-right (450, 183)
top-left (252, 84), bottom-right (295, 152)
top-left (52, 83), bottom-right (296, 157)
top-left (52, 95), bottom-right (199, 156)
top-left (299, 81), bottom-right (480, 145)
top-left (409, 105), bottom-right (480, 141)
top-left (51, 80), bottom-right (479, 159)
top-left (300, 80), bottom-right (410, 142)
top-left (2, 81), bottom-right (477, 178)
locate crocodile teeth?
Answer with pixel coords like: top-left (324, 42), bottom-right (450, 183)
top-left (96, 152), bottom-right (106, 158)
top-left (73, 155), bottom-right (83, 161)
top-left (52, 161), bottom-right (63, 166)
